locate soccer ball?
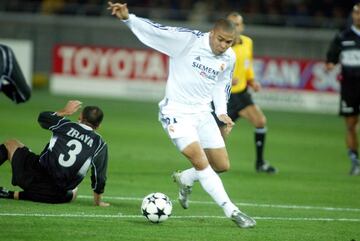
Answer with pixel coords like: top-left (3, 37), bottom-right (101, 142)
top-left (141, 192), bottom-right (172, 223)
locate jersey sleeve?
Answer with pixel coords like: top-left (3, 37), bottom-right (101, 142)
top-left (212, 57), bottom-right (235, 116)
top-left (124, 14), bottom-right (198, 57)
top-left (326, 33), bottom-right (341, 64)
top-left (38, 111), bottom-right (70, 131)
top-left (90, 141), bottom-right (108, 194)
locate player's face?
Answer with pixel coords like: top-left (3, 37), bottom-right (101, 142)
top-left (352, 5), bottom-right (360, 28)
top-left (227, 15), bottom-right (244, 35)
top-left (209, 29), bottom-right (235, 55)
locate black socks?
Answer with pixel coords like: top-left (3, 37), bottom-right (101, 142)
top-left (255, 128), bottom-right (267, 166)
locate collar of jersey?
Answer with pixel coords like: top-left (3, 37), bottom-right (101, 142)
top-left (78, 123), bottom-right (93, 131)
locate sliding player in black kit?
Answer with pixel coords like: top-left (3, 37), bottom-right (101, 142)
top-left (0, 100), bottom-right (110, 206)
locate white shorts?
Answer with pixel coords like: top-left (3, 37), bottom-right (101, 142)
top-left (159, 111), bottom-right (225, 151)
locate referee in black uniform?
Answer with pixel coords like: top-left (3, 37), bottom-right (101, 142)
top-left (0, 100), bottom-right (110, 206)
top-left (326, 3), bottom-right (360, 175)
top-left (0, 44), bottom-right (31, 104)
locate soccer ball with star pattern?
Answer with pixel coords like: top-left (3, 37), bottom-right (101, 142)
top-left (141, 192), bottom-right (172, 223)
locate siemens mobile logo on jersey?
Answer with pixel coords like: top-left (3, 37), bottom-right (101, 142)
top-left (67, 127), bottom-right (94, 147)
top-left (192, 62), bottom-right (220, 80)
top-left (341, 50), bottom-right (360, 67)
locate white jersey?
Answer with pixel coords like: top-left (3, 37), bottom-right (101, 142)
top-left (124, 14), bottom-right (235, 115)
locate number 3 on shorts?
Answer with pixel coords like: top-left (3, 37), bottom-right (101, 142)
top-left (58, 139), bottom-right (83, 167)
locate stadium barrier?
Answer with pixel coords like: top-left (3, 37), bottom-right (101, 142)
top-left (51, 44), bottom-right (339, 113)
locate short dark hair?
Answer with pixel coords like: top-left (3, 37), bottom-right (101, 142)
top-left (213, 18), bottom-right (235, 33)
top-left (82, 106), bottom-right (104, 128)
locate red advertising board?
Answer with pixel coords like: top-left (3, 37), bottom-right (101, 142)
top-left (53, 44), bottom-right (168, 81)
top-left (53, 44), bottom-right (339, 92)
top-left (51, 44), bottom-right (339, 113)
top-left (254, 57), bottom-right (340, 93)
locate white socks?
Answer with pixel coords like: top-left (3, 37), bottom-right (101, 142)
top-left (195, 165), bottom-right (238, 217)
top-left (180, 167), bottom-right (198, 186)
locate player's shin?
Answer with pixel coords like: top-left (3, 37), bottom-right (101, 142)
top-left (196, 165), bottom-right (237, 217)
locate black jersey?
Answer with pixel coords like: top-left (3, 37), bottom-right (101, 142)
top-left (326, 26), bottom-right (360, 81)
top-left (37, 111), bottom-right (108, 194)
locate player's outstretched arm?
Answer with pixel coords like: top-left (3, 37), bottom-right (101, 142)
top-left (56, 100), bottom-right (82, 117)
top-left (107, 1), bottom-right (129, 20)
top-left (107, 1), bottom-right (194, 57)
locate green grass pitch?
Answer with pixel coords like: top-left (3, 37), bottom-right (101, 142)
top-left (0, 90), bottom-right (359, 241)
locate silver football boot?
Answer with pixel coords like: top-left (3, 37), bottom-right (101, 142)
top-left (231, 210), bottom-right (257, 228)
top-left (172, 171), bottom-right (192, 209)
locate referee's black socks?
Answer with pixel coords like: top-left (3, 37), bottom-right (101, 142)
top-left (255, 127), bottom-right (267, 166)
top-left (0, 144), bottom-right (8, 166)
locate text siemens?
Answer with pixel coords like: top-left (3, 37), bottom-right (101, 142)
top-left (192, 62), bottom-right (220, 76)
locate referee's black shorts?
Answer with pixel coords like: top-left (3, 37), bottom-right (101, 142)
top-left (213, 90), bottom-right (254, 127)
top-left (339, 79), bottom-right (360, 116)
top-left (11, 147), bottom-right (73, 204)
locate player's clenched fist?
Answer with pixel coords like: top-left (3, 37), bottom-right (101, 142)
top-left (107, 1), bottom-right (129, 20)
top-left (218, 114), bottom-right (235, 136)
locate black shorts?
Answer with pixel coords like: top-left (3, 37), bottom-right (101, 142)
top-left (213, 90), bottom-right (254, 127)
top-left (227, 90), bottom-right (255, 121)
top-left (11, 147), bottom-right (73, 203)
top-left (339, 79), bottom-right (360, 116)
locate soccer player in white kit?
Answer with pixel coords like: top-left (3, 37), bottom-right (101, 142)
top-left (108, 2), bottom-right (256, 228)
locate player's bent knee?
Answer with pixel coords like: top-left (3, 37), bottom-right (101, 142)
top-left (255, 116), bottom-right (267, 128)
top-left (4, 139), bottom-right (24, 149)
top-left (213, 161), bottom-right (230, 173)
top-left (4, 139), bottom-right (24, 160)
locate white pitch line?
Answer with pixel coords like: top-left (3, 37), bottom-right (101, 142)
top-left (0, 212), bottom-right (359, 222)
top-left (77, 195), bottom-right (360, 212)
